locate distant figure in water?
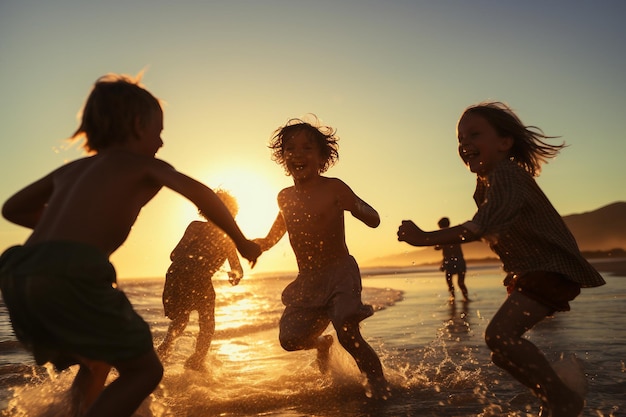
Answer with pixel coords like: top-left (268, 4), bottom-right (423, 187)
top-left (157, 189), bottom-right (243, 372)
top-left (0, 74), bottom-right (260, 417)
top-left (435, 217), bottom-right (469, 301)
top-left (254, 116), bottom-right (389, 399)
top-left (397, 101), bottom-right (605, 417)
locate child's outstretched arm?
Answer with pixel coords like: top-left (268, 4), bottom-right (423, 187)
top-left (351, 196), bottom-right (380, 228)
top-left (150, 160), bottom-right (261, 266)
top-left (397, 220), bottom-right (477, 247)
top-left (254, 212), bottom-right (287, 252)
top-left (2, 171), bottom-right (55, 229)
top-left (335, 179), bottom-right (380, 228)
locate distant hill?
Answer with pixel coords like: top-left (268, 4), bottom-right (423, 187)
top-left (363, 201), bottom-right (626, 268)
top-left (562, 202), bottom-right (626, 251)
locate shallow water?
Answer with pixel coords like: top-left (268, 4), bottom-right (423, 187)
top-left (1, 264), bottom-right (624, 416)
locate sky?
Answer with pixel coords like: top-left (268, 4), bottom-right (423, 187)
top-left (1, 1), bottom-right (625, 279)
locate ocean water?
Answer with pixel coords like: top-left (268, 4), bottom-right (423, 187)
top-left (0, 263), bottom-right (624, 416)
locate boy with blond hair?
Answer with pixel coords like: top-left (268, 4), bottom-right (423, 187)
top-left (0, 73), bottom-right (260, 417)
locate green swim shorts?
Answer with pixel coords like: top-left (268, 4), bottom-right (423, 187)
top-left (0, 241), bottom-right (154, 370)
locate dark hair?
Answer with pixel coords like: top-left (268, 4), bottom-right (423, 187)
top-left (71, 73), bottom-right (162, 153)
top-left (460, 102), bottom-right (566, 176)
top-left (269, 115), bottom-right (339, 174)
top-left (438, 217), bottom-right (450, 228)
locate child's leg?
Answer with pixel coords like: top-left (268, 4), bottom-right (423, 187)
top-left (82, 349), bottom-right (163, 417)
top-left (194, 307), bottom-right (215, 358)
top-left (156, 313), bottom-right (189, 358)
top-left (70, 358), bottom-right (111, 416)
top-left (457, 271), bottom-right (469, 300)
top-left (485, 292), bottom-right (583, 417)
top-left (445, 272), bottom-right (455, 299)
top-left (185, 307), bottom-right (215, 370)
top-left (315, 333), bottom-right (334, 374)
top-left (279, 306), bottom-right (329, 351)
top-left (334, 320), bottom-right (388, 397)
top-left (280, 306), bottom-right (336, 375)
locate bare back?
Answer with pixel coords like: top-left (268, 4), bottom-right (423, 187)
top-left (170, 221), bottom-right (240, 273)
top-left (21, 150), bottom-right (165, 255)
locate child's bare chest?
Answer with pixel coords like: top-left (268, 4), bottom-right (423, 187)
top-left (280, 189), bottom-right (341, 230)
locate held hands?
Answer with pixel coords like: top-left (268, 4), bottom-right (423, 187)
top-left (238, 240), bottom-right (262, 268)
top-left (397, 220), bottom-right (429, 246)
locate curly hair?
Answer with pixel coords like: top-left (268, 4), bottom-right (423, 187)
top-left (71, 73), bottom-right (162, 153)
top-left (268, 115), bottom-right (339, 175)
top-left (460, 102), bottom-right (566, 177)
top-left (198, 188), bottom-right (238, 220)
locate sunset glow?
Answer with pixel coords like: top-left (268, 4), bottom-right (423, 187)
top-left (206, 167), bottom-right (281, 238)
top-left (1, 2), bottom-right (623, 279)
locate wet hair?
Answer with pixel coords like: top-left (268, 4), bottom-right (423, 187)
top-left (460, 101), bottom-right (566, 177)
top-left (438, 217), bottom-right (450, 228)
top-left (71, 73), bottom-right (162, 153)
top-left (268, 115), bottom-right (339, 174)
top-left (199, 189), bottom-right (239, 219)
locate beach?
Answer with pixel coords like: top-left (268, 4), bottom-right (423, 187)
top-left (1, 260), bottom-right (624, 417)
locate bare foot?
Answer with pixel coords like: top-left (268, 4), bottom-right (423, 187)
top-left (548, 388), bottom-right (584, 417)
top-left (316, 335), bottom-right (333, 374)
top-left (366, 377), bottom-right (391, 400)
top-left (549, 355), bottom-right (587, 417)
top-left (184, 353), bottom-right (208, 373)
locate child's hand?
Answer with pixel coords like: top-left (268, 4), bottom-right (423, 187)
top-left (228, 271), bottom-right (242, 286)
top-left (238, 240), bottom-right (261, 268)
top-left (397, 220), bottom-right (428, 246)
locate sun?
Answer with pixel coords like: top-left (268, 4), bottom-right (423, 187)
top-left (206, 167), bottom-right (282, 238)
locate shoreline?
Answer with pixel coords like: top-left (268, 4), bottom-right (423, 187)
top-left (360, 257), bottom-right (626, 279)
top-left (120, 257), bottom-right (626, 283)
top-left (588, 258), bottom-right (626, 278)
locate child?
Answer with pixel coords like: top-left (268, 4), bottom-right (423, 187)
top-left (254, 117), bottom-right (389, 399)
top-left (0, 74), bottom-right (261, 417)
top-left (435, 217), bottom-right (469, 301)
top-left (157, 189), bottom-right (243, 371)
top-left (397, 101), bottom-right (605, 417)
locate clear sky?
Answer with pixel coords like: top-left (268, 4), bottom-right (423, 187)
top-left (1, 1), bottom-right (625, 279)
